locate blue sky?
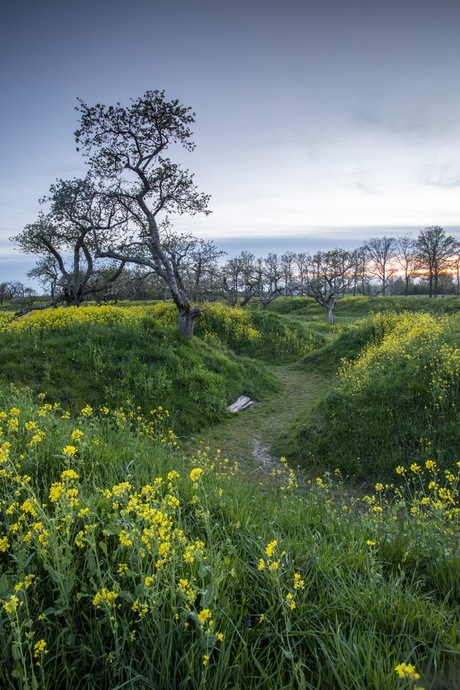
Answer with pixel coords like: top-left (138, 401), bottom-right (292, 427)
top-left (1, 0), bottom-right (459, 286)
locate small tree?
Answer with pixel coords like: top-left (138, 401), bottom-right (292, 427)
top-left (280, 251), bottom-right (297, 296)
top-left (0, 282), bottom-right (13, 305)
top-left (160, 226), bottom-right (225, 302)
top-left (27, 257), bottom-right (60, 299)
top-left (307, 249), bottom-right (356, 324)
top-left (75, 90), bottom-right (211, 338)
top-left (294, 252), bottom-right (310, 294)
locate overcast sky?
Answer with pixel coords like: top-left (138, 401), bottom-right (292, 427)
top-left (1, 0), bottom-right (459, 285)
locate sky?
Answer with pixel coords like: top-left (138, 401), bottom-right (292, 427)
top-left (1, 0), bottom-right (459, 287)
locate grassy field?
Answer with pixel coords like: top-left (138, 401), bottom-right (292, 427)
top-left (1, 297), bottom-right (460, 689)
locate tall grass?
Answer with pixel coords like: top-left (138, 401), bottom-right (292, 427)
top-left (0, 385), bottom-right (459, 688)
top-left (1, 302), bottom-right (460, 688)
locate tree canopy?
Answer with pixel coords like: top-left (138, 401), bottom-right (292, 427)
top-left (75, 90), bottom-right (211, 337)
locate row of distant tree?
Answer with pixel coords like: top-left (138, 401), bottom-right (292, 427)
top-left (4, 225), bottom-right (460, 325)
top-left (5, 91), bottom-right (460, 331)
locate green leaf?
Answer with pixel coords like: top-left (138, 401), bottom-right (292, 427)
top-left (0, 573), bottom-right (11, 595)
top-left (98, 540), bottom-right (108, 556)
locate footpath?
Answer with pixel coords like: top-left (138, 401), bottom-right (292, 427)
top-left (186, 363), bottom-right (334, 477)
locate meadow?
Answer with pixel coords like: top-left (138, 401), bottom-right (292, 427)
top-left (1, 298), bottom-right (460, 689)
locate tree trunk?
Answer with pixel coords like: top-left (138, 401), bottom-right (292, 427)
top-left (64, 285), bottom-right (83, 307)
top-left (327, 304), bottom-right (336, 325)
top-left (177, 305), bottom-right (202, 339)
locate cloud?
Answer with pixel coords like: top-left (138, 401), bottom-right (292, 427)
top-left (420, 165), bottom-right (460, 189)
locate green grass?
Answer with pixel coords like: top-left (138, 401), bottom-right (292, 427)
top-left (268, 295), bottom-right (460, 324)
top-left (0, 384), bottom-right (459, 689)
top-left (280, 310), bottom-right (460, 480)
top-left (0, 311), bottom-right (278, 435)
top-left (1, 300), bottom-right (460, 688)
top-left (186, 363), bottom-right (333, 476)
top-left (145, 301), bottom-right (326, 362)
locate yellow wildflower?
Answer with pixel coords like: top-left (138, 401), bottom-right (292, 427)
top-left (190, 468), bottom-right (203, 482)
top-left (394, 663), bottom-right (421, 680)
top-left (61, 469), bottom-right (79, 481)
top-left (265, 540), bottom-right (278, 558)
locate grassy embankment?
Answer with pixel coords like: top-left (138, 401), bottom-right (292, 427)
top-left (0, 304), bottom-right (315, 435)
top-left (280, 308), bottom-right (460, 482)
top-left (0, 299), bottom-right (460, 689)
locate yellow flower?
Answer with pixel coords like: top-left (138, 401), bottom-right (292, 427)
top-left (62, 445), bottom-right (78, 457)
top-left (33, 639), bottom-right (49, 665)
top-left (190, 468), bottom-right (203, 482)
top-left (92, 588), bottom-right (119, 608)
top-left (119, 531), bottom-right (134, 547)
top-left (3, 595), bottom-right (22, 613)
top-left (197, 609), bottom-right (212, 625)
top-left (285, 593), bottom-right (296, 610)
top-left (394, 663), bottom-right (421, 680)
top-left (265, 540), bottom-right (278, 558)
top-left (61, 469), bottom-right (79, 481)
top-left (293, 573), bottom-right (305, 589)
top-left (49, 482), bottom-right (64, 502)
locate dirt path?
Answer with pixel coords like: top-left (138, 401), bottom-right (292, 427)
top-left (185, 363), bottom-right (334, 476)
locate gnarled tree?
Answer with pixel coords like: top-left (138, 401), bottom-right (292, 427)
top-left (75, 90), bottom-right (211, 337)
top-left (11, 177), bottom-right (126, 313)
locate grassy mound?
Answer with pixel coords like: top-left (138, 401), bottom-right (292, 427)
top-left (0, 384), bottom-right (460, 689)
top-left (0, 306), bottom-right (278, 434)
top-left (146, 301), bottom-right (325, 362)
top-left (280, 311), bottom-right (460, 480)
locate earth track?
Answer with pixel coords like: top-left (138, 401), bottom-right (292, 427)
top-left (185, 363), bottom-right (334, 477)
